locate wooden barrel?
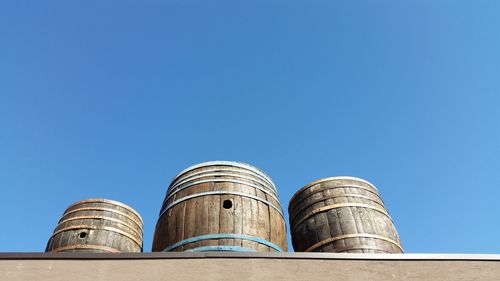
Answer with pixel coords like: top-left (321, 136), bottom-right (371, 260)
top-left (289, 177), bottom-right (403, 253)
top-left (152, 161), bottom-right (288, 252)
top-left (46, 198), bottom-right (143, 253)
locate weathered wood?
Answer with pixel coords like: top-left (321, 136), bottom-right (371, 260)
top-left (152, 161), bottom-right (288, 252)
top-left (289, 177), bottom-right (403, 253)
top-left (46, 198), bottom-right (143, 253)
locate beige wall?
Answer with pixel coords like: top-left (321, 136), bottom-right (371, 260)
top-left (1, 253), bottom-right (499, 281)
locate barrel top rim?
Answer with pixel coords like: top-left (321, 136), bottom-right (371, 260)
top-left (289, 176), bottom-right (379, 203)
top-left (64, 198), bottom-right (143, 223)
top-left (171, 161), bottom-right (277, 190)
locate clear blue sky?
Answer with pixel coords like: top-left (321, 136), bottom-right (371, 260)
top-left (1, 1), bottom-right (499, 253)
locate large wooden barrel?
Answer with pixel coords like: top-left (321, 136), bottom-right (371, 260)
top-left (152, 161), bottom-right (288, 252)
top-left (46, 198), bottom-right (143, 253)
top-left (289, 177), bottom-right (403, 253)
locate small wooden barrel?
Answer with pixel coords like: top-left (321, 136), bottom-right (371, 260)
top-left (46, 198), bottom-right (143, 253)
top-left (289, 177), bottom-right (403, 253)
top-left (152, 161), bottom-right (288, 252)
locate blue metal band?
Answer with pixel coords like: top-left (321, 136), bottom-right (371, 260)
top-left (162, 233), bottom-right (284, 252)
top-left (185, 246), bottom-right (257, 252)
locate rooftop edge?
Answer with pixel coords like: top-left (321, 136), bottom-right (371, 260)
top-left (1, 252), bottom-right (499, 261)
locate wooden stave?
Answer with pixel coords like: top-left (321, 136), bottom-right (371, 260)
top-left (154, 182), bottom-right (287, 252)
top-left (291, 207), bottom-right (402, 253)
top-left (64, 199), bottom-right (143, 227)
top-left (49, 244), bottom-right (122, 253)
top-left (289, 176), bottom-right (379, 205)
top-left (288, 187), bottom-right (386, 224)
top-left (59, 202), bottom-right (143, 233)
top-left (169, 167), bottom-right (278, 196)
top-left (56, 201), bottom-right (143, 244)
top-left (163, 164), bottom-right (280, 216)
top-left (53, 214), bottom-right (143, 246)
top-left (160, 176), bottom-right (283, 218)
top-left (289, 177), bottom-right (382, 211)
top-left (290, 182), bottom-right (401, 253)
top-left (164, 172), bottom-right (280, 206)
top-left (58, 208), bottom-right (143, 235)
top-left (153, 164), bottom-right (288, 253)
top-left (164, 164), bottom-right (278, 203)
top-left (289, 178), bottom-right (403, 253)
top-left (164, 163), bottom-right (281, 217)
top-left (47, 227), bottom-right (142, 254)
top-left (46, 199), bottom-right (143, 253)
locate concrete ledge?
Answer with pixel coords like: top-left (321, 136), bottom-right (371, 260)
top-left (1, 252), bottom-right (499, 281)
top-left (1, 252), bottom-right (500, 261)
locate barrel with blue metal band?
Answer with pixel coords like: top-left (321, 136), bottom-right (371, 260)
top-left (152, 161), bottom-right (288, 252)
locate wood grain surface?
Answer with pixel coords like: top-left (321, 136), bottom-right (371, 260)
top-left (152, 161), bottom-right (288, 252)
top-left (46, 198), bottom-right (143, 253)
top-left (289, 177), bottom-right (403, 253)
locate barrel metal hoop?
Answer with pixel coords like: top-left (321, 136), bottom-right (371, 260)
top-left (305, 233), bottom-right (404, 252)
top-left (49, 244), bottom-right (122, 253)
top-left (163, 178), bottom-right (280, 207)
top-left (64, 198), bottom-right (143, 223)
top-left (168, 172), bottom-right (278, 196)
top-left (290, 177), bottom-right (379, 204)
top-left (60, 207), bottom-right (143, 232)
top-left (162, 233), bottom-right (283, 252)
top-left (291, 203), bottom-right (393, 233)
top-left (169, 168), bottom-right (277, 194)
top-left (185, 246), bottom-right (257, 252)
top-left (289, 193), bottom-right (386, 222)
top-left (289, 184), bottom-right (384, 211)
top-left (159, 191), bottom-right (284, 218)
top-left (57, 215), bottom-right (143, 239)
top-left (318, 244), bottom-right (399, 254)
top-left (50, 225), bottom-right (143, 248)
top-left (171, 161), bottom-right (277, 191)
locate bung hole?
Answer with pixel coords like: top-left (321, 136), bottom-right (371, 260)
top-left (223, 199), bottom-right (233, 209)
top-left (79, 232), bottom-right (87, 239)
